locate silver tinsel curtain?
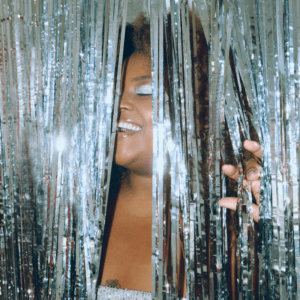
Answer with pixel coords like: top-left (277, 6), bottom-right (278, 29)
top-left (0, 0), bottom-right (299, 299)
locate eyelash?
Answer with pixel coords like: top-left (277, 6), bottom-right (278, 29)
top-left (136, 93), bottom-right (152, 97)
top-left (136, 84), bottom-right (152, 97)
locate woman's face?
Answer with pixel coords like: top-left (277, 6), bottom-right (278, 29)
top-left (114, 54), bottom-right (153, 176)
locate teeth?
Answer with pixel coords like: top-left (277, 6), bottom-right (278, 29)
top-left (118, 122), bottom-right (141, 131)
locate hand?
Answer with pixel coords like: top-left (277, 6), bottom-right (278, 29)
top-left (218, 140), bottom-right (261, 222)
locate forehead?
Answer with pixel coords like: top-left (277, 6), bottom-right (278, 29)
top-left (123, 54), bottom-right (151, 82)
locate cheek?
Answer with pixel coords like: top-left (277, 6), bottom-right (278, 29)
top-left (142, 107), bottom-right (153, 145)
top-left (114, 102), bottom-right (153, 167)
top-left (143, 128), bottom-right (153, 150)
top-left (140, 102), bottom-right (153, 126)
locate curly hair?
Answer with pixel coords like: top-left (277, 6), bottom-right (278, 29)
top-left (123, 14), bottom-right (151, 58)
top-left (123, 12), bottom-right (208, 95)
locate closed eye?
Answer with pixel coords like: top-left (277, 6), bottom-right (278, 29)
top-left (136, 84), bottom-right (152, 96)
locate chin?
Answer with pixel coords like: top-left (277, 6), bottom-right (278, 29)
top-left (114, 155), bottom-right (152, 177)
top-left (114, 140), bottom-right (153, 176)
top-left (114, 139), bottom-right (138, 168)
top-left (114, 148), bottom-right (133, 168)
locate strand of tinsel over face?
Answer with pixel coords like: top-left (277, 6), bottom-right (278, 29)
top-left (0, 0), bottom-right (126, 299)
top-left (149, 0), bottom-right (165, 298)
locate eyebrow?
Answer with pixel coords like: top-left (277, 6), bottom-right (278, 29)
top-left (132, 75), bottom-right (152, 82)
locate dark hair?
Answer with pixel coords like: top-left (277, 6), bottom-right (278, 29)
top-left (123, 14), bottom-right (151, 60)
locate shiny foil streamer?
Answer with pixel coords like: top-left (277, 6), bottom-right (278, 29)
top-left (226, 0), bottom-right (300, 299)
top-left (207, 0), bottom-right (228, 298)
top-left (149, 1), bottom-right (168, 299)
top-left (1, 0), bottom-right (300, 299)
top-left (0, 0), bottom-right (127, 299)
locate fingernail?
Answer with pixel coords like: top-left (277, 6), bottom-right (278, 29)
top-left (246, 168), bottom-right (259, 180)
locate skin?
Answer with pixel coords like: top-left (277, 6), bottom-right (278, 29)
top-left (101, 53), bottom-right (262, 293)
top-left (100, 54), bottom-right (153, 292)
top-left (114, 55), bottom-right (153, 176)
top-left (218, 140), bottom-right (262, 223)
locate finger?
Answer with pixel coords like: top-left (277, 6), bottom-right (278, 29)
top-left (240, 180), bottom-right (260, 205)
top-left (252, 204), bottom-right (259, 223)
top-left (242, 181), bottom-right (260, 203)
top-left (218, 197), bottom-right (237, 211)
top-left (244, 140), bottom-right (262, 159)
top-left (242, 179), bottom-right (251, 192)
top-left (251, 180), bottom-right (260, 205)
top-left (245, 158), bottom-right (260, 181)
top-left (222, 164), bottom-right (240, 182)
top-left (241, 179), bottom-right (260, 204)
top-left (218, 197), bottom-right (259, 223)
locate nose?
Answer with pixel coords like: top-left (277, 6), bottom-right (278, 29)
top-left (119, 92), bottom-right (134, 111)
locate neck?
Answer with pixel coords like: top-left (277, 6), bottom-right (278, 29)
top-left (124, 171), bottom-right (152, 193)
top-left (117, 170), bottom-right (152, 218)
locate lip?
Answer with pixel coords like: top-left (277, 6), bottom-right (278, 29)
top-left (117, 130), bottom-right (140, 137)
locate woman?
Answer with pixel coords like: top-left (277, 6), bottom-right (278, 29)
top-left (98, 13), bottom-right (262, 298)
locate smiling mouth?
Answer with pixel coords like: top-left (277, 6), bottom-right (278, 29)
top-left (117, 122), bottom-right (142, 133)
